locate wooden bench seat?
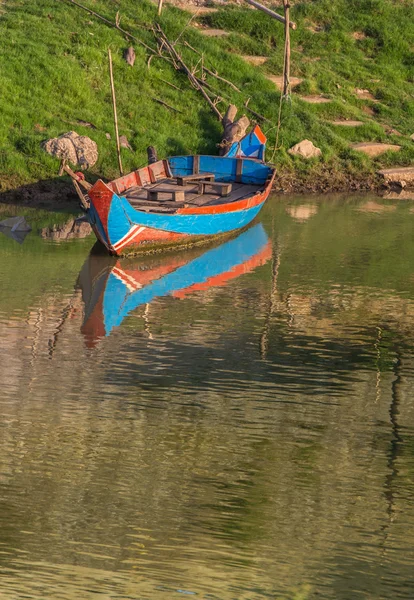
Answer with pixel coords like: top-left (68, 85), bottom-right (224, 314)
top-left (175, 173), bottom-right (215, 186)
top-left (147, 187), bottom-right (185, 202)
top-left (197, 180), bottom-right (232, 197)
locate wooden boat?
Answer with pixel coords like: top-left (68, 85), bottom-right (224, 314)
top-left (71, 125), bottom-right (275, 256)
top-left (78, 223), bottom-right (271, 346)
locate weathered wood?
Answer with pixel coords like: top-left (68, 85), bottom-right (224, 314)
top-left (148, 188), bottom-right (185, 202)
top-left (58, 159), bottom-right (66, 177)
top-left (236, 158), bottom-right (243, 184)
top-left (176, 172), bottom-right (215, 185)
top-left (283, 0), bottom-right (291, 97)
top-left (197, 181), bottom-right (232, 197)
top-left (61, 164), bottom-right (91, 210)
top-left (158, 0), bottom-right (164, 16)
top-left (243, 0), bottom-right (296, 29)
top-left (62, 165), bottom-right (92, 190)
top-left (108, 49), bottom-right (123, 177)
top-left (193, 155), bottom-right (200, 175)
top-left (220, 105), bottom-right (250, 156)
top-left (72, 179), bottom-right (90, 211)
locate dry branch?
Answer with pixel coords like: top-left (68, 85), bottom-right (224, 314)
top-left (159, 78), bottom-right (182, 92)
top-left (283, 0), bottom-right (291, 96)
top-left (243, 0), bottom-right (296, 29)
top-left (244, 99), bottom-right (273, 124)
top-left (154, 25), bottom-right (223, 120)
top-left (151, 97), bottom-right (183, 113)
top-left (183, 41), bottom-right (241, 92)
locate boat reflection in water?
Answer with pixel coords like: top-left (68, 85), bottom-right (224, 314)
top-left (79, 223), bottom-right (271, 347)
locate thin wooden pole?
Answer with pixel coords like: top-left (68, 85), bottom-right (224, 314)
top-left (283, 0), bottom-right (291, 97)
top-left (157, 0), bottom-right (164, 16)
top-left (108, 48), bottom-right (123, 177)
top-left (243, 0), bottom-right (296, 30)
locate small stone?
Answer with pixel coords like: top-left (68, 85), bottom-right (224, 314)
top-left (199, 28), bottom-right (229, 37)
top-left (410, 133), bottom-right (414, 141)
top-left (105, 133), bottom-right (111, 140)
top-left (119, 135), bottom-right (132, 150)
top-left (355, 88), bottom-right (378, 101)
top-left (242, 56), bottom-right (268, 66)
top-left (288, 139), bottom-right (322, 159)
top-left (300, 95), bottom-right (332, 104)
top-left (330, 120), bottom-right (364, 127)
top-left (124, 47), bottom-right (136, 67)
top-left (352, 142), bottom-right (400, 157)
top-left (267, 75), bottom-right (303, 90)
top-left (385, 127), bottom-right (402, 137)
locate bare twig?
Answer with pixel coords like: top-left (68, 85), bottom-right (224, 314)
top-left (151, 97), bottom-right (183, 113)
top-left (283, 0), bottom-right (291, 97)
top-left (173, 8), bottom-right (201, 46)
top-left (204, 66), bottom-right (241, 93)
top-left (244, 99), bottom-right (273, 124)
top-left (183, 41), bottom-right (241, 92)
top-left (154, 25), bottom-right (223, 120)
top-left (195, 76), bottom-right (220, 95)
top-left (159, 78), bottom-right (182, 92)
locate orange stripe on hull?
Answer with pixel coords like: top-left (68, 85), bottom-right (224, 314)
top-left (172, 242), bottom-right (272, 298)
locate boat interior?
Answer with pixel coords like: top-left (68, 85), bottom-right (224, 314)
top-left (106, 156), bottom-right (272, 214)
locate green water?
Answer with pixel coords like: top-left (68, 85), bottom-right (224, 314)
top-left (0, 194), bottom-right (414, 600)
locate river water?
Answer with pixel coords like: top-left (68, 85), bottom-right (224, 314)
top-left (0, 194), bottom-right (414, 600)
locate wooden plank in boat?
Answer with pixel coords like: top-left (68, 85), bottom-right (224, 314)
top-left (147, 188), bottom-right (185, 202)
top-left (176, 173), bottom-right (214, 186)
top-left (197, 180), bottom-right (232, 197)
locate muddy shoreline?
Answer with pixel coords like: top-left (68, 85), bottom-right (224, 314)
top-left (0, 170), bottom-right (388, 212)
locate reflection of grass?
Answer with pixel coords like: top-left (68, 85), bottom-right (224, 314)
top-left (0, 205), bottom-right (94, 315)
top-left (0, 0), bottom-right (413, 192)
top-left (271, 196), bottom-right (414, 295)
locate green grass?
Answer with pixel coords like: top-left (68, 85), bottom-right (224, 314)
top-left (0, 0), bottom-right (413, 193)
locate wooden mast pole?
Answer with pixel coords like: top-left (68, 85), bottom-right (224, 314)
top-left (108, 48), bottom-right (123, 177)
top-left (283, 0), bottom-right (291, 97)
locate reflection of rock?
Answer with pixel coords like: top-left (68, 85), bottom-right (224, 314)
top-left (357, 201), bottom-right (396, 213)
top-left (288, 139), bottom-right (322, 159)
top-left (40, 218), bottom-right (92, 241)
top-left (383, 190), bottom-right (414, 201)
top-left (286, 204), bottom-right (318, 221)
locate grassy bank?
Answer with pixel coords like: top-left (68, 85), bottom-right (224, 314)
top-left (0, 0), bottom-right (413, 199)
